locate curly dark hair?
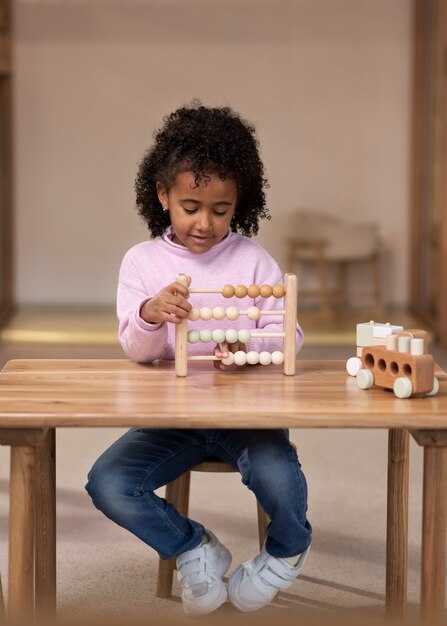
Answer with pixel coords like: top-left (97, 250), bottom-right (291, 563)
top-left (135, 102), bottom-right (270, 238)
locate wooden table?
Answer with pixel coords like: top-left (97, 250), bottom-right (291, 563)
top-left (0, 358), bottom-right (446, 623)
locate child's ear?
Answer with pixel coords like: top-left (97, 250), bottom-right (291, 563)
top-left (156, 182), bottom-right (168, 212)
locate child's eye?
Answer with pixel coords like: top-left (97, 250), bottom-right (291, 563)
top-left (214, 211), bottom-right (228, 216)
top-left (182, 207), bottom-right (197, 214)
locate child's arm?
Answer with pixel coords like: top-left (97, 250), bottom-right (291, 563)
top-left (117, 253), bottom-right (191, 363)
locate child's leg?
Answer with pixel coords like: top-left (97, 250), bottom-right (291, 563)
top-left (85, 428), bottom-right (209, 559)
top-left (210, 429), bottom-right (311, 612)
top-left (211, 428), bottom-right (312, 556)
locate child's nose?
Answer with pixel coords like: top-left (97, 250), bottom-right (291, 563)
top-left (196, 211), bottom-right (212, 231)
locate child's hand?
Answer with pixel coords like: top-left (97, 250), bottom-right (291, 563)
top-left (213, 341), bottom-right (247, 370)
top-left (140, 277), bottom-right (192, 325)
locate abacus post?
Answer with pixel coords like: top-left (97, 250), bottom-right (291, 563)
top-left (175, 273), bottom-right (189, 377)
top-left (283, 273), bottom-right (298, 375)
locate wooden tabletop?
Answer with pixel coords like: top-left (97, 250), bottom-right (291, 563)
top-left (0, 358), bottom-right (446, 429)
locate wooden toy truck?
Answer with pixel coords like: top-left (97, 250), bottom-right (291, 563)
top-left (346, 321), bottom-right (439, 398)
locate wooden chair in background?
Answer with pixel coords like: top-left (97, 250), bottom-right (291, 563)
top-left (286, 210), bottom-right (383, 316)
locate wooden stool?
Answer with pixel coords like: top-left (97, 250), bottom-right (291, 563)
top-left (156, 459), bottom-right (269, 598)
top-left (286, 210), bottom-right (383, 315)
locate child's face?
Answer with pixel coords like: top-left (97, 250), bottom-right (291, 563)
top-left (156, 171), bottom-right (237, 254)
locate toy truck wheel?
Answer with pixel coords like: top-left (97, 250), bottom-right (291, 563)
top-left (393, 377), bottom-right (413, 399)
top-left (346, 357), bottom-right (362, 377)
top-left (425, 376), bottom-right (439, 397)
top-left (356, 369), bottom-right (374, 389)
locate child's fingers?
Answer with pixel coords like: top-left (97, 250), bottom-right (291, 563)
top-left (213, 342), bottom-right (229, 370)
top-left (171, 281), bottom-right (190, 299)
top-left (215, 342), bottom-right (229, 358)
top-left (227, 341), bottom-right (246, 353)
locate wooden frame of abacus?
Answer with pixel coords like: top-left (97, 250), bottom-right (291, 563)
top-left (175, 273), bottom-right (298, 376)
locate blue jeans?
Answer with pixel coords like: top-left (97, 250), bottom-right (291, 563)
top-left (85, 428), bottom-right (312, 560)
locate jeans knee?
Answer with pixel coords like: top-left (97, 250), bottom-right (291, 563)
top-left (85, 458), bottom-right (132, 517)
top-left (239, 444), bottom-right (305, 502)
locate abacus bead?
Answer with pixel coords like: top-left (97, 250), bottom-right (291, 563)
top-left (225, 329), bottom-right (239, 344)
top-left (199, 329), bottom-right (213, 343)
top-left (234, 351), bottom-right (247, 366)
top-left (260, 284), bottom-right (273, 298)
top-left (212, 306), bottom-right (226, 320)
top-left (222, 284), bottom-right (235, 298)
top-left (246, 350), bottom-right (260, 365)
top-left (247, 284), bottom-right (260, 298)
top-left (238, 329), bottom-right (251, 344)
top-left (235, 284), bottom-right (248, 298)
top-left (247, 306), bottom-right (260, 321)
top-left (212, 329), bottom-right (226, 344)
top-left (221, 352), bottom-right (234, 366)
top-left (188, 330), bottom-right (200, 344)
top-left (271, 351), bottom-right (284, 365)
top-left (259, 351), bottom-right (272, 365)
top-left (226, 306), bottom-right (239, 321)
top-left (272, 284), bottom-right (285, 298)
top-left (200, 307), bottom-right (213, 321)
top-left (189, 307), bottom-right (200, 321)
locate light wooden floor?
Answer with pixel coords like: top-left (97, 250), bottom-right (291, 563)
top-left (0, 305), bottom-right (425, 347)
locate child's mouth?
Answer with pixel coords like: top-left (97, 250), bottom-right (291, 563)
top-left (190, 235), bottom-right (212, 244)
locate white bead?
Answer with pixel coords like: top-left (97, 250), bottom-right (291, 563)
top-left (247, 306), bottom-right (260, 321)
top-left (200, 307), bottom-right (213, 321)
top-left (233, 350), bottom-right (247, 366)
top-left (212, 329), bottom-right (226, 343)
top-left (259, 351), bottom-right (272, 365)
top-left (221, 352), bottom-right (234, 366)
top-left (246, 350), bottom-right (260, 365)
top-left (189, 307), bottom-right (200, 321)
top-left (212, 306), bottom-right (226, 320)
top-left (225, 329), bottom-right (239, 344)
top-left (188, 330), bottom-right (200, 344)
top-left (238, 329), bottom-right (251, 344)
top-left (226, 306), bottom-right (239, 321)
top-left (271, 351), bottom-right (284, 365)
top-left (199, 329), bottom-right (213, 343)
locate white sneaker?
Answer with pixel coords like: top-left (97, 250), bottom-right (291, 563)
top-left (176, 529), bottom-right (232, 617)
top-left (228, 544), bottom-right (309, 612)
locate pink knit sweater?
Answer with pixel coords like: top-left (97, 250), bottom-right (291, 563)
top-left (117, 227), bottom-right (304, 363)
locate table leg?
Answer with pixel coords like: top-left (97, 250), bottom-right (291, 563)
top-left (9, 446), bottom-right (36, 622)
top-left (386, 429), bottom-right (409, 620)
top-left (35, 428), bottom-right (57, 618)
top-left (421, 446), bottom-right (447, 624)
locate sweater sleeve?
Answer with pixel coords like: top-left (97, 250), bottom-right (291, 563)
top-left (117, 252), bottom-right (169, 363)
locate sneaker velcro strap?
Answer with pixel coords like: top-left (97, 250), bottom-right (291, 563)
top-left (177, 570), bottom-right (207, 587)
top-left (259, 565), bottom-right (294, 590)
top-left (177, 559), bottom-right (206, 578)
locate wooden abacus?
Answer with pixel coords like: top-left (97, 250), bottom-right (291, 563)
top-left (175, 273), bottom-right (298, 377)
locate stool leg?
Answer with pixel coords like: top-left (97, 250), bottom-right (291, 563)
top-left (256, 501), bottom-right (269, 551)
top-left (156, 472), bottom-right (191, 598)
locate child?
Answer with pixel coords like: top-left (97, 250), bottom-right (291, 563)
top-left (86, 103), bottom-right (312, 617)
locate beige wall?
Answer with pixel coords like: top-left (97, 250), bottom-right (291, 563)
top-left (14, 0), bottom-right (412, 306)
